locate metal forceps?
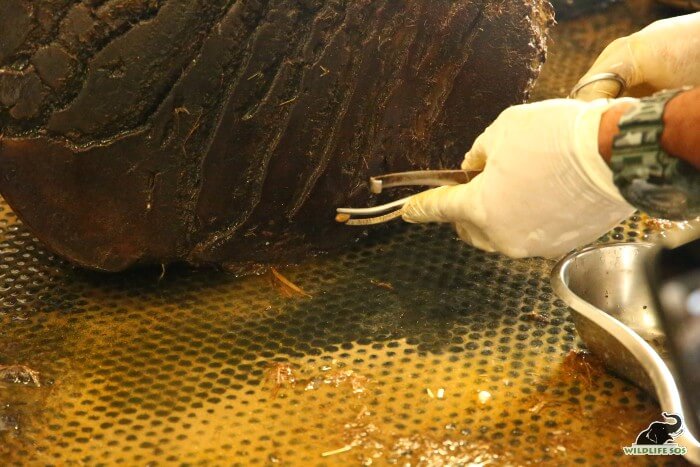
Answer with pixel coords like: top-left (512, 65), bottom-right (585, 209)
top-left (334, 72), bottom-right (626, 226)
top-left (335, 169), bottom-right (481, 226)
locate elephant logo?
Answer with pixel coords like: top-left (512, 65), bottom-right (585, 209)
top-left (635, 412), bottom-right (684, 445)
top-left (623, 412), bottom-right (688, 457)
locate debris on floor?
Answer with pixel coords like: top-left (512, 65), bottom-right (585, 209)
top-left (557, 350), bottom-right (605, 388)
top-left (369, 279), bottom-right (395, 291)
top-left (0, 365), bottom-right (41, 388)
top-left (477, 390), bottom-right (491, 405)
top-left (304, 368), bottom-right (370, 395)
top-left (264, 361), bottom-right (371, 398)
top-left (269, 267), bottom-right (312, 298)
top-left (264, 362), bottom-right (298, 397)
top-left (320, 445), bottom-right (352, 457)
top-left (0, 409), bottom-right (20, 433)
top-left (522, 311), bottom-right (550, 324)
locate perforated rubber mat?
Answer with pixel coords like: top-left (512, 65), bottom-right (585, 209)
top-left (0, 2), bottom-right (691, 466)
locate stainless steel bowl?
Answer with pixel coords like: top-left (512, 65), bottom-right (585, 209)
top-left (551, 243), bottom-right (700, 464)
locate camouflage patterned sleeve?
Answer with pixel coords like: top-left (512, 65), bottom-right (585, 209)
top-left (611, 88), bottom-right (700, 221)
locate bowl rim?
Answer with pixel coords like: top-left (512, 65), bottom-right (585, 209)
top-left (551, 242), bottom-right (700, 463)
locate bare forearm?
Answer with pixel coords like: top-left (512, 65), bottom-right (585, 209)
top-left (599, 87), bottom-right (700, 169)
top-left (661, 87), bottom-right (700, 168)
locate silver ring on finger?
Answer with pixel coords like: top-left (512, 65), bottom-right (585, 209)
top-left (569, 72), bottom-right (628, 99)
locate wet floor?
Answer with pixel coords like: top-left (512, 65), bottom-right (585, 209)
top-left (0, 1), bottom-right (692, 466)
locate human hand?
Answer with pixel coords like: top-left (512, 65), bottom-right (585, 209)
top-left (572, 13), bottom-right (700, 100)
top-left (402, 99), bottom-right (636, 259)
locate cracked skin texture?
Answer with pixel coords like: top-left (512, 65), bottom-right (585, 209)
top-left (0, 0), bottom-right (553, 272)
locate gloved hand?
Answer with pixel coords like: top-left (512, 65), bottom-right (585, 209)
top-left (573, 12), bottom-right (700, 101)
top-left (402, 99), bottom-right (636, 259)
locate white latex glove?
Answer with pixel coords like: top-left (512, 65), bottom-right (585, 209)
top-left (402, 99), bottom-right (636, 259)
top-left (574, 12), bottom-right (700, 100)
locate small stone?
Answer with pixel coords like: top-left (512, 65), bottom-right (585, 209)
top-left (478, 390), bottom-right (492, 404)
